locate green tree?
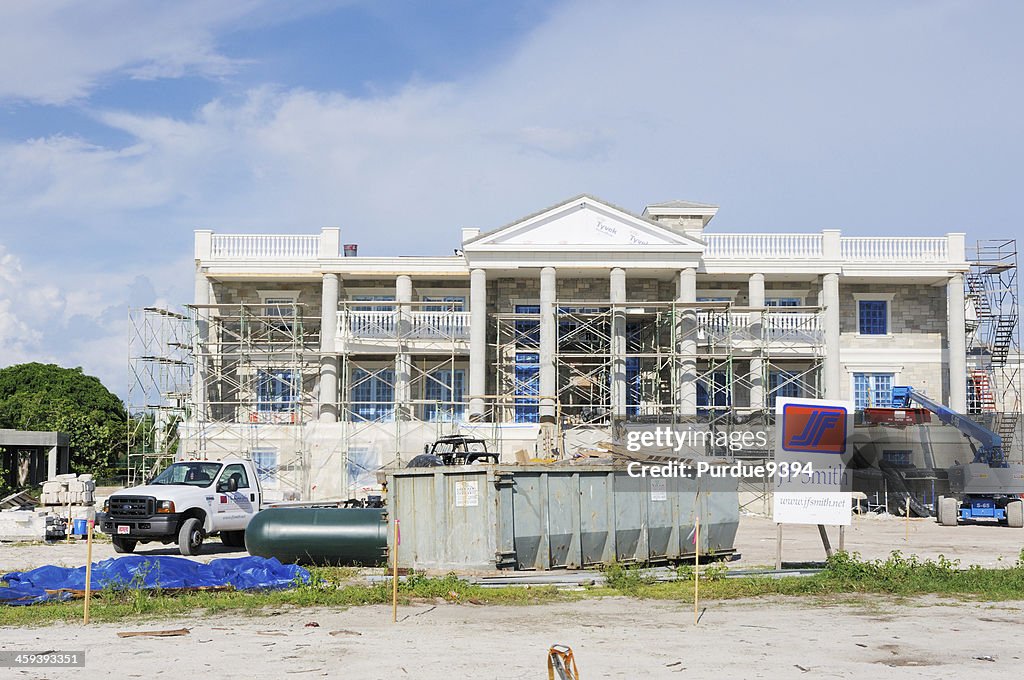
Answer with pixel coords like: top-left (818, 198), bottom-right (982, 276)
top-left (0, 363), bottom-right (127, 486)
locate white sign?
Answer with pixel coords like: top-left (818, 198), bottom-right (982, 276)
top-left (454, 480), bottom-right (479, 508)
top-left (772, 397), bottom-right (853, 526)
top-left (650, 478), bottom-right (667, 502)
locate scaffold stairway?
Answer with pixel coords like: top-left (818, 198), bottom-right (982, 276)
top-left (966, 272), bottom-right (992, 317)
top-left (997, 412), bottom-right (1019, 452)
top-left (970, 370), bottom-right (997, 412)
top-left (992, 315), bottom-right (1016, 364)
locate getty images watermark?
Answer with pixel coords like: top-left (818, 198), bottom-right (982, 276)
top-left (621, 425), bottom-right (819, 482)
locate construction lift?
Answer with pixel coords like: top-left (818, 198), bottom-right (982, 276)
top-left (891, 385), bottom-right (1024, 528)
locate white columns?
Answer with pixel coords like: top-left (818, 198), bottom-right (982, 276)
top-left (318, 273), bottom-right (340, 422)
top-left (947, 273), bottom-right (968, 412)
top-left (469, 269), bottom-right (488, 420)
top-left (822, 273), bottom-right (841, 399)
top-left (191, 265), bottom-right (210, 421)
top-left (47, 445), bottom-right (58, 480)
top-left (677, 267), bottom-right (698, 416)
top-left (539, 267), bottom-right (557, 423)
top-left (748, 273), bottom-right (765, 411)
top-left (395, 275), bottom-right (413, 419)
top-left (610, 268), bottom-right (627, 420)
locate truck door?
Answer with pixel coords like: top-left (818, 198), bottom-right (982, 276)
top-left (216, 463), bottom-right (258, 530)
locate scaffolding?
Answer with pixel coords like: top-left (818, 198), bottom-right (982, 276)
top-left (495, 300), bottom-right (825, 429)
top-left (185, 302), bottom-right (320, 498)
top-left (966, 239), bottom-right (1021, 456)
top-left (126, 307), bottom-right (193, 486)
top-left (336, 299), bottom-right (481, 497)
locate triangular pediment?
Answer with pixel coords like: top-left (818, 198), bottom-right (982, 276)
top-left (464, 195), bottom-right (705, 251)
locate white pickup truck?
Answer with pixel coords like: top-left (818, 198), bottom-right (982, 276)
top-left (97, 458), bottom-right (263, 556)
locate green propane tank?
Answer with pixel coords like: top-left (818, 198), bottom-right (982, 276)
top-left (245, 507), bottom-right (388, 566)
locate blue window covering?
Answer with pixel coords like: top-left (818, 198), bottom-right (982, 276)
top-left (256, 370), bottom-right (297, 412)
top-left (424, 369), bottom-right (465, 422)
top-left (854, 372), bottom-right (894, 409)
top-left (768, 370), bottom-right (801, 407)
top-left (766, 297), bottom-right (801, 307)
top-left (351, 368), bottom-right (395, 421)
top-left (697, 371), bottom-right (731, 410)
top-left (625, 357), bottom-right (641, 416)
top-left (858, 300), bottom-right (888, 335)
top-left (514, 304), bottom-right (540, 347)
top-left (514, 352), bottom-right (540, 423)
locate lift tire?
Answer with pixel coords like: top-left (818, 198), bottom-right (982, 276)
top-left (112, 536), bottom-right (137, 554)
top-left (939, 497), bottom-right (959, 527)
top-left (178, 517), bottom-right (204, 556)
top-left (1007, 500), bottom-right (1024, 529)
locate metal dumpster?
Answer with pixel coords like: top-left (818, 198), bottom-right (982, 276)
top-left (387, 464), bottom-right (738, 571)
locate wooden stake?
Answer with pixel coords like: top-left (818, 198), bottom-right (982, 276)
top-left (391, 518), bottom-right (399, 623)
top-left (839, 525), bottom-right (846, 553)
top-left (817, 524), bottom-right (833, 558)
top-left (693, 516), bottom-right (700, 625)
top-left (905, 497), bottom-right (910, 541)
top-left (775, 523), bottom-right (783, 571)
top-left (83, 519), bottom-right (94, 624)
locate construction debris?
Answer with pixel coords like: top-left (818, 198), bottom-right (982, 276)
top-left (117, 628), bottom-right (190, 638)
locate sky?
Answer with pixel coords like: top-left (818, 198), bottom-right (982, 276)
top-left (0, 0), bottom-right (1021, 397)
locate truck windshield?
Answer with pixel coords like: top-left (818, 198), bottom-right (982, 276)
top-left (150, 462), bottom-right (222, 487)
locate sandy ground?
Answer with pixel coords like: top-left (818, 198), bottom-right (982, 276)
top-left (2, 516), bottom-right (1024, 678)
top-left (2, 596), bottom-right (1022, 679)
top-left (3, 513), bottom-right (1022, 573)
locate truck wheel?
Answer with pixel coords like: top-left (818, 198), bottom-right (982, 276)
top-left (178, 517), bottom-right (204, 556)
top-left (221, 530), bottom-right (244, 548)
top-left (939, 497), bottom-right (959, 527)
top-left (1007, 500), bottom-right (1024, 529)
top-left (112, 536), bottom-right (137, 554)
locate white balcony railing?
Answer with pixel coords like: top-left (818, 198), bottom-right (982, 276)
top-left (704, 234), bottom-right (823, 259)
top-left (339, 310), bottom-right (471, 342)
top-left (210, 234), bottom-right (320, 259)
top-left (840, 237), bottom-right (948, 262)
top-left (705, 232), bottom-right (957, 264)
top-left (698, 310), bottom-right (823, 343)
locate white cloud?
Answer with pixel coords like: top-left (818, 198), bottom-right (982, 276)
top-left (0, 0), bottom-right (1022, 390)
top-left (0, 1), bottom-right (271, 104)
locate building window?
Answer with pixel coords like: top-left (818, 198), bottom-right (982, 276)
top-left (251, 448), bottom-right (279, 489)
top-left (514, 352), bottom-right (540, 423)
top-left (350, 368), bottom-right (395, 421)
top-left (626, 357), bottom-right (641, 417)
top-left (423, 369), bottom-right (465, 422)
top-left (768, 370), bottom-right (801, 407)
top-left (882, 449), bottom-right (913, 466)
top-left (514, 304), bottom-right (540, 347)
top-left (422, 295), bottom-right (465, 312)
top-left (351, 295), bottom-right (395, 311)
top-left (260, 293), bottom-right (298, 331)
top-left (766, 297), bottom-right (801, 307)
top-left (256, 370), bottom-right (298, 412)
top-left (853, 372), bottom-right (894, 410)
top-left (697, 371), bottom-right (731, 411)
top-left (345, 446), bottom-right (381, 492)
top-left (858, 300), bottom-right (889, 335)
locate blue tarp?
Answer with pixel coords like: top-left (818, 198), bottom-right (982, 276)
top-left (0, 555), bottom-right (311, 605)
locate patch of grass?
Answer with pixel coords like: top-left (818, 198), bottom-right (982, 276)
top-left (0, 568), bottom-right (574, 627)
top-left (5, 551), bottom-right (1024, 627)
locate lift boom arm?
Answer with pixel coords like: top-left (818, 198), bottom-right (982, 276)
top-left (891, 385), bottom-right (1006, 466)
